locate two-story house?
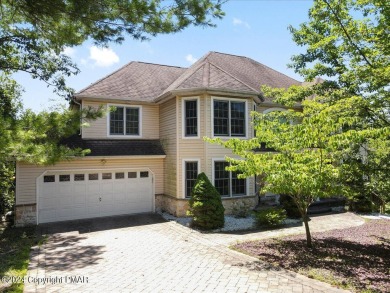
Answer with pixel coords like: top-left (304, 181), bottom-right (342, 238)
top-left (15, 51), bottom-right (301, 226)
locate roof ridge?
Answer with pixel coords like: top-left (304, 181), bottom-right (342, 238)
top-left (160, 53), bottom-right (212, 94)
top-left (208, 61), bottom-right (258, 92)
top-left (76, 61), bottom-right (135, 95)
top-left (245, 57), bottom-right (301, 84)
top-left (175, 63), bottom-right (206, 88)
top-left (133, 61), bottom-right (186, 69)
top-left (210, 51), bottom-right (250, 59)
top-left (211, 51), bottom-right (301, 84)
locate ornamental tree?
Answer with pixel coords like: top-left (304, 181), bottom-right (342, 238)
top-left (256, 0), bottom-right (390, 211)
top-left (187, 172), bottom-right (225, 230)
top-left (207, 95), bottom-right (389, 247)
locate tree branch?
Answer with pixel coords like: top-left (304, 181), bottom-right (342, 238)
top-left (321, 0), bottom-right (374, 68)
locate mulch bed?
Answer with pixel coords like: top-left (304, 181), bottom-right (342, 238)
top-left (234, 219), bottom-right (390, 293)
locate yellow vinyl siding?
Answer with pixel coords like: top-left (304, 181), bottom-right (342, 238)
top-left (81, 100), bottom-right (159, 139)
top-left (177, 95), bottom-right (205, 198)
top-left (177, 94), bottom-right (256, 198)
top-left (16, 158), bottom-right (164, 205)
top-left (159, 98), bottom-right (177, 197)
top-left (82, 100), bottom-right (107, 139)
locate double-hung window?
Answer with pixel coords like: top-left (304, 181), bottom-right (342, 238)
top-left (109, 106), bottom-right (140, 136)
top-left (184, 161), bottom-right (199, 198)
top-left (214, 161), bottom-right (246, 197)
top-left (183, 99), bottom-right (198, 137)
top-left (213, 99), bottom-right (246, 137)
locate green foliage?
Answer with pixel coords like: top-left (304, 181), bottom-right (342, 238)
top-left (349, 194), bottom-right (373, 213)
top-left (187, 172), bottom-right (225, 230)
top-left (279, 195), bottom-right (301, 219)
top-left (1, 0), bottom-right (225, 98)
top-left (254, 208), bottom-right (286, 227)
top-left (0, 161), bottom-right (15, 215)
top-left (231, 201), bottom-right (252, 218)
top-left (284, 0), bottom-right (390, 212)
top-left (0, 76), bottom-right (106, 165)
top-left (213, 0), bottom-right (389, 242)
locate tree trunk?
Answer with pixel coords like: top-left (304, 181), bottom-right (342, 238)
top-left (303, 214), bottom-right (312, 248)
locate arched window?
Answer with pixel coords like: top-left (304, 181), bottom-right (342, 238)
top-left (263, 107), bottom-right (289, 124)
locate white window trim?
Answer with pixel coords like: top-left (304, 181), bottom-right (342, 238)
top-left (182, 96), bottom-right (200, 139)
top-left (212, 158), bottom-right (249, 198)
top-left (262, 107), bottom-right (286, 114)
top-left (106, 103), bottom-right (142, 138)
top-left (182, 159), bottom-right (201, 198)
top-left (211, 96), bottom-right (248, 139)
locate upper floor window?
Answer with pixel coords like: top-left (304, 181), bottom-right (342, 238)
top-left (185, 100), bottom-right (198, 137)
top-left (109, 106), bottom-right (141, 136)
top-left (182, 97), bottom-right (199, 138)
top-left (213, 99), bottom-right (246, 137)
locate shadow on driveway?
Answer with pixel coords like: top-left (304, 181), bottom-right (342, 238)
top-left (37, 213), bottom-right (166, 235)
top-left (33, 213), bottom-right (167, 272)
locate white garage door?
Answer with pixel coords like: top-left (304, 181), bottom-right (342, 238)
top-left (37, 169), bottom-right (154, 224)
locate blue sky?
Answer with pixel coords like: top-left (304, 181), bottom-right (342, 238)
top-left (14, 0), bottom-right (314, 112)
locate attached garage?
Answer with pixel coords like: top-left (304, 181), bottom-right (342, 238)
top-left (37, 169), bottom-right (154, 224)
top-left (15, 138), bottom-right (166, 226)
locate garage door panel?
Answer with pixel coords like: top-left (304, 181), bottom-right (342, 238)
top-left (59, 195), bottom-right (74, 207)
top-left (112, 193), bottom-right (126, 203)
top-left (40, 196), bottom-right (57, 209)
top-left (113, 182), bottom-right (126, 193)
top-left (86, 193), bottom-right (100, 205)
top-left (41, 185), bottom-right (56, 197)
top-left (57, 185), bottom-right (73, 196)
top-left (38, 169), bottom-right (154, 224)
top-left (101, 182), bottom-right (114, 194)
top-left (87, 184), bottom-right (100, 195)
top-left (73, 194), bottom-right (86, 206)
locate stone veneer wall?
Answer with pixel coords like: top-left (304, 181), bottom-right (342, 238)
top-left (155, 194), bottom-right (258, 217)
top-left (15, 204), bottom-right (36, 226)
top-left (16, 196), bottom-right (258, 226)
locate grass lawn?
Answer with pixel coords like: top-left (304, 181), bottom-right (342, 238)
top-left (0, 222), bottom-right (44, 293)
top-left (233, 219), bottom-right (390, 293)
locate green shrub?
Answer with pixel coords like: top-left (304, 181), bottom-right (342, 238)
top-left (0, 191), bottom-right (15, 215)
top-left (254, 207), bottom-right (287, 227)
top-left (349, 195), bottom-right (374, 213)
top-left (187, 172), bottom-right (225, 230)
top-left (231, 201), bottom-right (252, 218)
top-left (279, 194), bottom-right (301, 218)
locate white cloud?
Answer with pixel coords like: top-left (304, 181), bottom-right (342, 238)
top-left (185, 54), bottom-right (198, 65)
top-left (89, 46), bottom-right (119, 67)
top-left (233, 17), bottom-right (251, 29)
top-left (62, 47), bottom-right (76, 57)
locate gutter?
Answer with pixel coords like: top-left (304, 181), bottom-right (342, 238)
top-left (155, 88), bottom-right (262, 104)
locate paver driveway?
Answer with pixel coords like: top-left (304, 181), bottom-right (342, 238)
top-left (24, 213), bottom-right (354, 293)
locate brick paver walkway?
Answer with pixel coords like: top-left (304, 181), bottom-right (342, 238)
top-left (23, 213), bottom-right (363, 293)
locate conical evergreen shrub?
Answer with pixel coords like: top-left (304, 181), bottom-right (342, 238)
top-left (187, 172), bottom-right (225, 230)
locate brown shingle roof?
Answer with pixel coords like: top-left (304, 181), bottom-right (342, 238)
top-left (61, 135), bottom-right (166, 156)
top-left (76, 62), bottom-right (186, 102)
top-left (76, 52), bottom-right (301, 102)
